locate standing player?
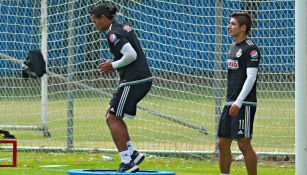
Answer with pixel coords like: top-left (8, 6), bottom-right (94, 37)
top-left (217, 12), bottom-right (260, 175)
top-left (90, 3), bottom-right (153, 173)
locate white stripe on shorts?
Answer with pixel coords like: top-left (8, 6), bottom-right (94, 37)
top-left (116, 86), bottom-right (130, 117)
top-left (244, 106), bottom-right (251, 138)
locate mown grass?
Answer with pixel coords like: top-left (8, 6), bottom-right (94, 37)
top-left (0, 152), bottom-right (295, 175)
top-left (0, 85), bottom-right (295, 174)
top-left (0, 91), bottom-right (294, 152)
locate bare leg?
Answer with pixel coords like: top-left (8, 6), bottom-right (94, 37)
top-left (106, 113), bottom-right (129, 152)
top-left (238, 138), bottom-right (257, 175)
top-left (122, 119), bottom-right (131, 142)
top-left (218, 137), bottom-right (233, 174)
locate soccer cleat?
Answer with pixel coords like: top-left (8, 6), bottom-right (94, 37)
top-left (131, 150), bottom-right (145, 165)
top-left (118, 161), bottom-right (139, 173)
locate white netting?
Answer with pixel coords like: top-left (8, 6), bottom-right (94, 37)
top-left (0, 0), bottom-right (294, 160)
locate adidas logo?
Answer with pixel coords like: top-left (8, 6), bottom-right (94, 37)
top-left (110, 107), bottom-right (115, 112)
top-left (237, 130), bottom-right (243, 135)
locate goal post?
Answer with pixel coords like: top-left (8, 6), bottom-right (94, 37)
top-left (295, 0), bottom-right (307, 174)
top-left (40, 0), bottom-right (49, 138)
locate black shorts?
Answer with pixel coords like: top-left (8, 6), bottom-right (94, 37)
top-left (108, 81), bottom-right (152, 118)
top-left (217, 104), bottom-right (256, 139)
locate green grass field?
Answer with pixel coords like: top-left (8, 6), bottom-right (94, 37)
top-left (0, 93), bottom-right (295, 152)
top-left (0, 81), bottom-right (295, 174)
top-left (0, 152), bottom-right (295, 175)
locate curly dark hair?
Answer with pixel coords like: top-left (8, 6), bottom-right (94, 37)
top-left (90, 2), bottom-right (118, 19)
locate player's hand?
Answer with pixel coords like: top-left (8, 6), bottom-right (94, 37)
top-left (229, 104), bottom-right (240, 117)
top-left (98, 60), bottom-right (114, 73)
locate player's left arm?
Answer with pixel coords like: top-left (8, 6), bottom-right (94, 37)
top-left (111, 42), bottom-right (137, 69)
top-left (229, 46), bottom-right (260, 116)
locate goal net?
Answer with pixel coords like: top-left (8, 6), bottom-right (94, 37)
top-left (0, 0), bottom-right (294, 160)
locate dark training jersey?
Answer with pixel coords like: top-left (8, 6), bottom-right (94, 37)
top-left (226, 39), bottom-right (260, 103)
top-left (105, 20), bottom-right (152, 85)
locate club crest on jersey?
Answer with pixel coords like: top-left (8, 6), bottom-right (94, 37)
top-left (227, 59), bottom-right (239, 70)
top-left (250, 50), bottom-right (258, 60)
top-left (123, 25), bottom-right (132, 32)
top-left (109, 34), bottom-right (118, 44)
top-left (236, 49), bottom-right (242, 57)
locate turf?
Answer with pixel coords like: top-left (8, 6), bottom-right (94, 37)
top-left (0, 83), bottom-right (295, 174)
top-left (0, 152), bottom-right (294, 175)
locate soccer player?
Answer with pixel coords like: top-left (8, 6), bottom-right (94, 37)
top-left (217, 12), bottom-right (260, 175)
top-left (90, 3), bottom-right (153, 173)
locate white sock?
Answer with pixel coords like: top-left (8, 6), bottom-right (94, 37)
top-left (221, 173), bottom-right (230, 175)
top-left (119, 150), bottom-right (131, 164)
top-left (127, 141), bottom-right (135, 155)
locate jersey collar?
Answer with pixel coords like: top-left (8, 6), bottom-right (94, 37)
top-left (107, 24), bottom-right (112, 32)
top-left (235, 38), bottom-right (248, 46)
top-left (107, 19), bottom-right (117, 32)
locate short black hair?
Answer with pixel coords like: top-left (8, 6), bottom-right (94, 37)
top-left (231, 12), bottom-right (252, 35)
top-left (90, 2), bottom-right (117, 19)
